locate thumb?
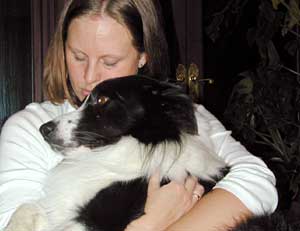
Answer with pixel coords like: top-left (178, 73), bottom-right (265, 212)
top-left (147, 170), bottom-right (161, 194)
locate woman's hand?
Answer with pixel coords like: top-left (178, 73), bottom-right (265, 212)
top-left (125, 172), bottom-right (204, 231)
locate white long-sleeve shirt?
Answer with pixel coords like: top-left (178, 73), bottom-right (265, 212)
top-left (0, 101), bottom-right (278, 230)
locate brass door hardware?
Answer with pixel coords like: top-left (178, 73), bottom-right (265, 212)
top-left (188, 63), bottom-right (200, 102)
top-left (176, 63), bottom-right (214, 102)
top-left (176, 64), bottom-right (187, 82)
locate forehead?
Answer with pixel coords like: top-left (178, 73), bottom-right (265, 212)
top-left (66, 14), bottom-right (136, 55)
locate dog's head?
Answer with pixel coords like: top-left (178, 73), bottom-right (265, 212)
top-left (40, 75), bottom-right (197, 152)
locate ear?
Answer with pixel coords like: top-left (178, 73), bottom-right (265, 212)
top-left (158, 83), bottom-right (198, 135)
top-left (138, 53), bottom-right (147, 68)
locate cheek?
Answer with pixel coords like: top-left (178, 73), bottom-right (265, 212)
top-left (98, 67), bottom-right (137, 83)
top-left (67, 60), bottom-right (84, 82)
top-left (102, 60), bottom-right (139, 81)
top-left (123, 62), bottom-right (139, 75)
top-left (66, 57), bottom-right (86, 96)
top-left (122, 57), bottom-right (140, 75)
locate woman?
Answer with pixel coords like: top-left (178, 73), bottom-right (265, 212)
top-left (0, 0), bottom-right (278, 230)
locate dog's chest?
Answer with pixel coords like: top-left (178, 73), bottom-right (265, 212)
top-left (39, 140), bottom-right (146, 227)
top-left (37, 135), bottom-right (224, 230)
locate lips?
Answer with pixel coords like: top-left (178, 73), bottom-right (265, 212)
top-left (82, 89), bottom-right (92, 96)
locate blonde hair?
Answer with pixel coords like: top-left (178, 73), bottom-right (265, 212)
top-left (43, 0), bottom-right (169, 106)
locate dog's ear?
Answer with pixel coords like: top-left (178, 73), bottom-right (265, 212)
top-left (131, 81), bottom-right (198, 144)
top-left (158, 83), bottom-right (198, 135)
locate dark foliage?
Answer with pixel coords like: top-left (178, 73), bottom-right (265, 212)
top-left (205, 0), bottom-right (300, 223)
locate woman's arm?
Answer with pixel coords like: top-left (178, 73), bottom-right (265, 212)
top-left (125, 173), bottom-right (204, 231)
top-left (127, 104), bottom-right (277, 231)
top-left (0, 103), bottom-right (64, 229)
top-left (126, 179), bottom-right (251, 231)
top-left (166, 188), bottom-right (252, 230)
top-left (166, 105), bottom-right (278, 230)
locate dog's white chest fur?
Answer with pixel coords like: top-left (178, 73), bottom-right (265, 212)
top-left (4, 77), bottom-right (228, 231)
top-left (35, 134), bottom-right (224, 230)
top-left (39, 138), bottom-right (145, 230)
top-left (6, 134), bottom-right (225, 231)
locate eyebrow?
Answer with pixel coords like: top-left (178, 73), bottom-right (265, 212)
top-left (67, 44), bottom-right (86, 55)
top-left (66, 43), bottom-right (128, 60)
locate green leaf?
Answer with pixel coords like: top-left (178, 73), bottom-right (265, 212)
top-left (271, 0), bottom-right (282, 9)
top-left (234, 75), bottom-right (254, 95)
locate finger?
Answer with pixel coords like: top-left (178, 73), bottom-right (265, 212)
top-left (194, 184), bottom-right (205, 197)
top-left (191, 184), bottom-right (205, 202)
top-left (147, 170), bottom-right (161, 194)
top-left (185, 184), bottom-right (205, 212)
top-left (191, 194), bottom-right (200, 204)
top-left (184, 175), bottom-right (197, 193)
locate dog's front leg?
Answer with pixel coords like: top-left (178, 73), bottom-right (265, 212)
top-left (5, 203), bottom-right (48, 231)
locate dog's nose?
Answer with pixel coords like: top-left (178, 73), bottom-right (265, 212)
top-left (40, 121), bottom-right (56, 138)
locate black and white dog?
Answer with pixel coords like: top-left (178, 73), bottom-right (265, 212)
top-left (6, 75), bottom-right (226, 231)
top-left (5, 76), bottom-right (299, 231)
top-left (7, 75), bottom-right (291, 231)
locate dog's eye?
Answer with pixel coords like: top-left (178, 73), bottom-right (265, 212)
top-left (98, 96), bottom-right (109, 105)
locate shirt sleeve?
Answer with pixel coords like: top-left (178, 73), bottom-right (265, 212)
top-left (194, 104), bottom-right (278, 215)
top-left (0, 103), bottom-right (63, 230)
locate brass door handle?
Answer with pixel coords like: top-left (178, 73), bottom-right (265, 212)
top-left (188, 63), bottom-right (199, 81)
top-left (176, 64), bottom-right (187, 82)
top-left (188, 63), bottom-right (200, 102)
top-left (176, 63), bottom-right (214, 102)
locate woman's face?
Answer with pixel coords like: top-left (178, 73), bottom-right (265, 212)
top-left (65, 15), bottom-right (146, 101)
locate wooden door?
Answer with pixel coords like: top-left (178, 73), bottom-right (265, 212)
top-left (31, 0), bottom-right (67, 102)
top-left (160, 0), bottom-right (207, 103)
top-left (0, 0), bottom-right (32, 123)
top-left (0, 0), bottom-right (65, 124)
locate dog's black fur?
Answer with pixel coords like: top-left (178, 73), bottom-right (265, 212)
top-left (75, 75), bottom-right (198, 146)
top-left (234, 212), bottom-right (300, 231)
top-left (41, 75), bottom-right (208, 230)
top-left (39, 75), bottom-right (287, 231)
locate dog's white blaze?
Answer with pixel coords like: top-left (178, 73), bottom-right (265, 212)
top-left (54, 110), bottom-right (83, 146)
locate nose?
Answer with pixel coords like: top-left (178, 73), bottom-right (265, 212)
top-left (40, 121), bottom-right (56, 138)
top-left (85, 61), bottom-right (102, 85)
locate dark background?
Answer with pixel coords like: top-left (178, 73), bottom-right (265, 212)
top-left (1, 0), bottom-right (300, 220)
top-left (0, 0), bottom-right (292, 120)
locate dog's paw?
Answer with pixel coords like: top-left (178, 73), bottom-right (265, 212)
top-left (5, 203), bottom-right (48, 231)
